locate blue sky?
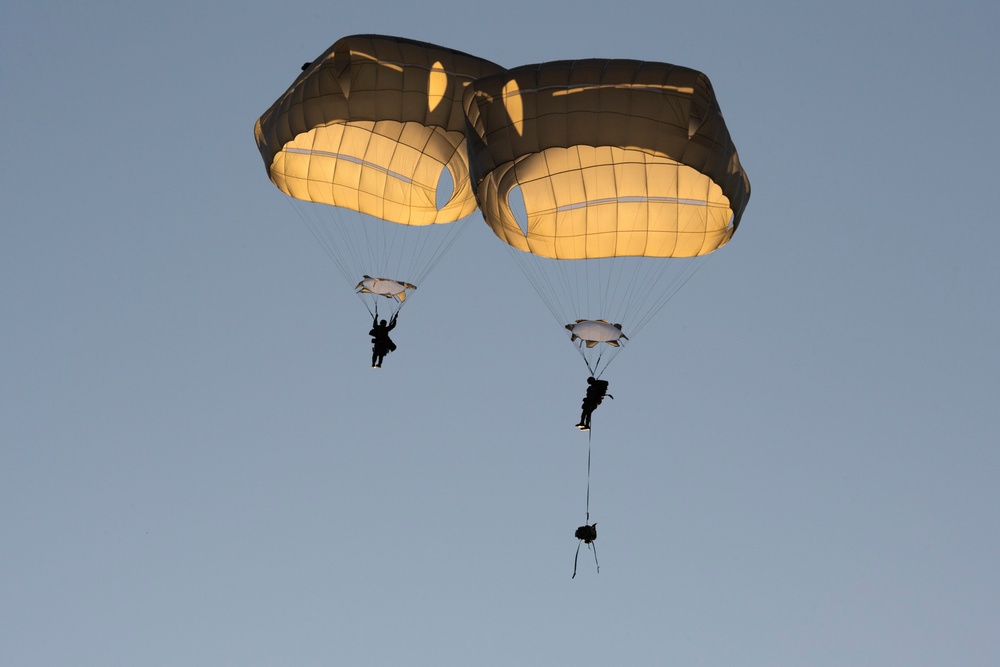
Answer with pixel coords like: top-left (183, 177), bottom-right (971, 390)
top-left (3, 1), bottom-right (999, 665)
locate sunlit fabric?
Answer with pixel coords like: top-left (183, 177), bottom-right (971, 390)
top-left (463, 59), bottom-right (750, 259)
top-left (255, 34), bottom-right (504, 226)
top-left (254, 35), bottom-right (505, 320)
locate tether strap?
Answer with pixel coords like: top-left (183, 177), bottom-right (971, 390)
top-left (573, 434), bottom-right (597, 579)
top-left (587, 435), bottom-right (599, 574)
top-left (586, 435), bottom-right (592, 522)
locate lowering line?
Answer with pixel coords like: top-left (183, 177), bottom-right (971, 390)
top-left (586, 434), bottom-right (592, 521)
top-left (573, 430), bottom-right (599, 578)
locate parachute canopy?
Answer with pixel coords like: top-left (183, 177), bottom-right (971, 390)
top-left (463, 59), bottom-right (750, 374)
top-left (254, 35), bottom-right (504, 317)
top-left (463, 59), bottom-right (750, 259)
top-left (256, 34), bottom-right (504, 226)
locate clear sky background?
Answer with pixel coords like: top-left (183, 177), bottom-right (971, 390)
top-left (3, 1), bottom-right (999, 665)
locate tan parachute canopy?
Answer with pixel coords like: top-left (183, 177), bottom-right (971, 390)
top-left (255, 34), bottom-right (504, 226)
top-left (463, 59), bottom-right (751, 259)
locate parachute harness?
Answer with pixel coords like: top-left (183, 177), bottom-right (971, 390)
top-left (573, 431), bottom-right (599, 579)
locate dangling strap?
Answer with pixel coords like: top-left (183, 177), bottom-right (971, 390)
top-left (573, 436), bottom-right (595, 579)
top-left (585, 435), bottom-right (592, 523)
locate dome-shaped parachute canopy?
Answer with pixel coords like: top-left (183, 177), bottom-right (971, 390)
top-left (463, 59), bottom-right (749, 373)
top-left (254, 35), bottom-right (504, 316)
top-left (463, 58), bottom-right (750, 258)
